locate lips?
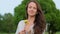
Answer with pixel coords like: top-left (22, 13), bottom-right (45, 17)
top-left (29, 11), bottom-right (34, 14)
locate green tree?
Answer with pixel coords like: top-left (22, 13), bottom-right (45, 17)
top-left (14, 0), bottom-right (60, 34)
top-left (0, 14), bottom-right (4, 32)
top-left (2, 13), bottom-right (15, 33)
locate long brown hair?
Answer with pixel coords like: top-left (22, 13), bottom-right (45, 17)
top-left (26, 0), bottom-right (46, 34)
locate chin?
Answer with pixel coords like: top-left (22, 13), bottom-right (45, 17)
top-left (29, 14), bottom-right (35, 16)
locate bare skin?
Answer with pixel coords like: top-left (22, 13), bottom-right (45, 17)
top-left (19, 2), bottom-right (37, 34)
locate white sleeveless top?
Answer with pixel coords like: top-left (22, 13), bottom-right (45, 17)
top-left (15, 20), bottom-right (45, 34)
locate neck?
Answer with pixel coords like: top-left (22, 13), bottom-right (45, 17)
top-left (27, 16), bottom-right (35, 24)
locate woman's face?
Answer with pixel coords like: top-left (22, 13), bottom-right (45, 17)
top-left (27, 2), bottom-right (37, 16)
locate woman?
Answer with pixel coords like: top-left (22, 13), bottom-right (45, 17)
top-left (15, 0), bottom-right (46, 34)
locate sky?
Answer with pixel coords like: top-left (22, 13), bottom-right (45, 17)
top-left (53, 0), bottom-right (60, 9)
top-left (0, 0), bottom-right (60, 15)
top-left (0, 0), bottom-right (22, 15)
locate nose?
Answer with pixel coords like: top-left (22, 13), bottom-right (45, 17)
top-left (30, 7), bottom-right (34, 11)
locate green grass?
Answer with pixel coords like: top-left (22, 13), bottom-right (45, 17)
top-left (0, 32), bottom-right (60, 34)
top-left (45, 32), bottom-right (60, 34)
top-left (0, 33), bottom-right (15, 34)
top-left (45, 32), bottom-right (48, 34)
top-left (56, 32), bottom-right (60, 34)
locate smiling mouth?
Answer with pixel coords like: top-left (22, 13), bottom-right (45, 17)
top-left (30, 12), bottom-right (34, 14)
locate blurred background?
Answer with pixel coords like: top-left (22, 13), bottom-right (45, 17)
top-left (0, 0), bottom-right (60, 34)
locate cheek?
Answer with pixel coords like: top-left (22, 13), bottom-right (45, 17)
top-left (27, 6), bottom-right (37, 16)
top-left (32, 9), bottom-right (37, 15)
top-left (27, 9), bottom-right (37, 15)
top-left (28, 7), bottom-right (37, 13)
top-left (34, 9), bottom-right (37, 13)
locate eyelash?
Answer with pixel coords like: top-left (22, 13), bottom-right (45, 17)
top-left (29, 6), bottom-right (36, 9)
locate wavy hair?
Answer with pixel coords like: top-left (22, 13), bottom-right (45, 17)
top-left (26, 0), bottom-right (46, 34)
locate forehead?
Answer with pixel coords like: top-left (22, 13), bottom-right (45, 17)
top-left (28, 2), bottom-right (37, 6)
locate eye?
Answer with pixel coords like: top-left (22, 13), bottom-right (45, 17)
top-left (28, 6), bottom-right (32, 9)
top-left (33, 7), bottom-right (37, 9)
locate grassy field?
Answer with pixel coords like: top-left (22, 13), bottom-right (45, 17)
top-left (56, 32), bottom-right (60, 34)
top-left (45, 32), bottom-right (60, 34)
top-left (0, 33), bottom-right (14, 34)
top-left (0, 32), bottom-right (60, 34)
